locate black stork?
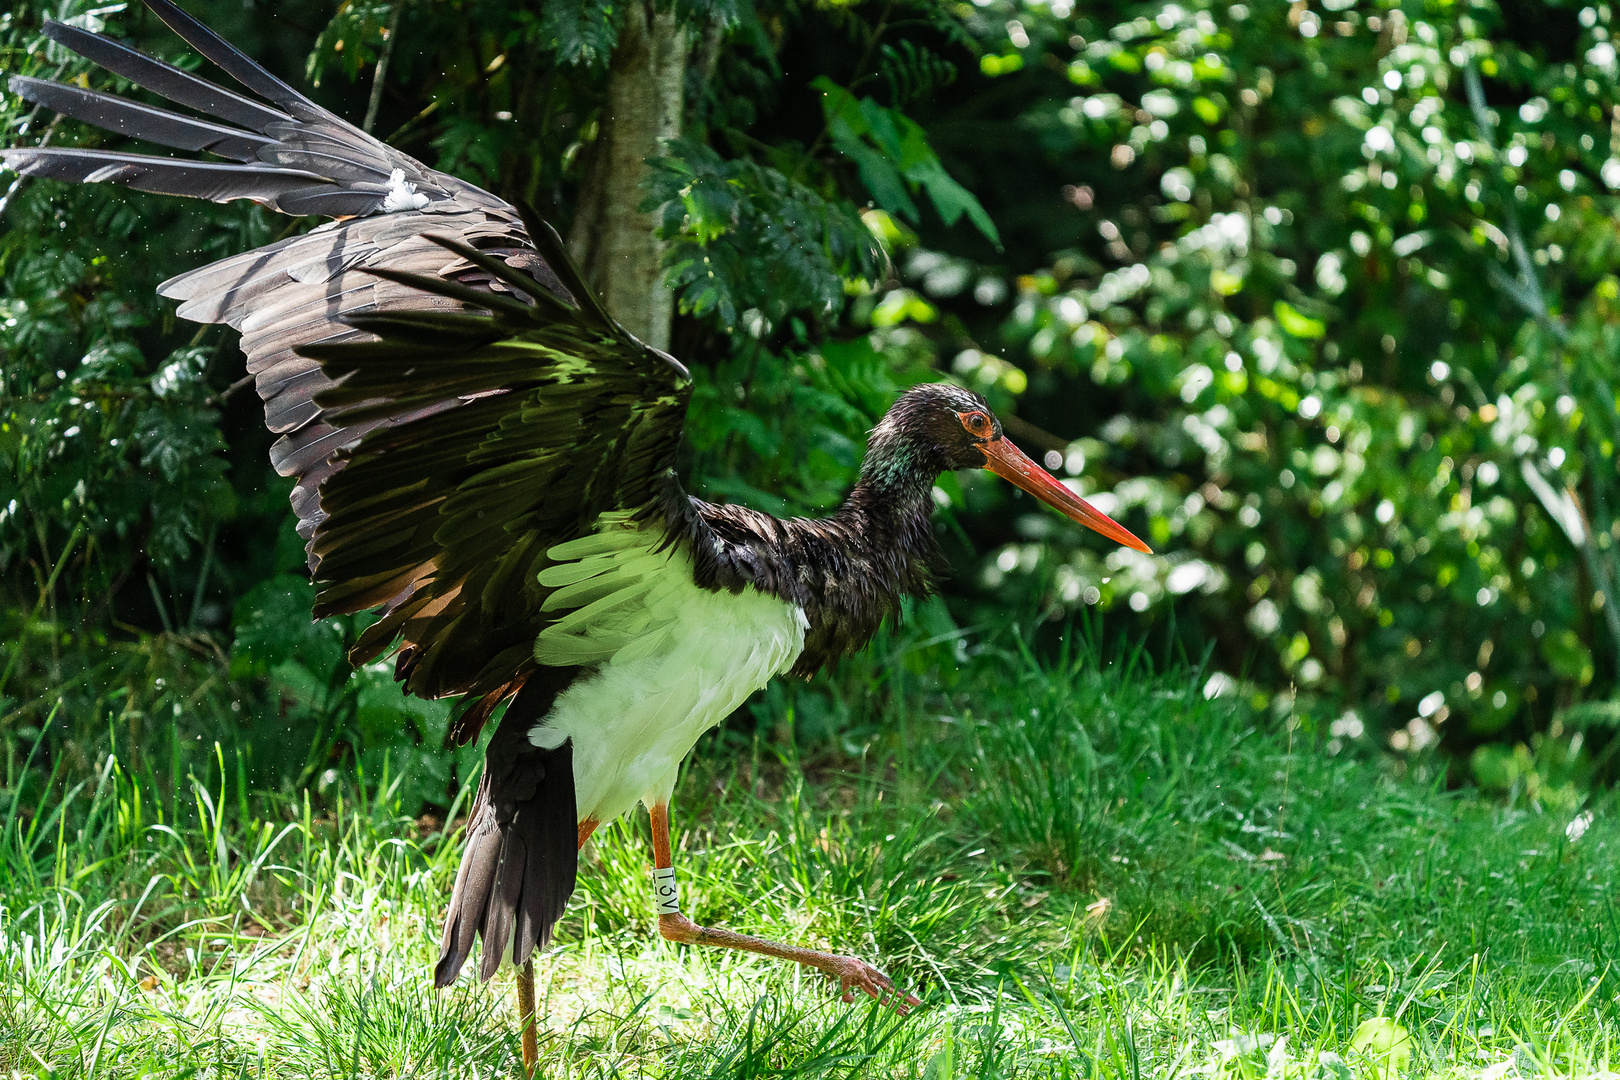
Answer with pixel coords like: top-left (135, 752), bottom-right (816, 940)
top-left (3, 0), bottom-right (1151, 1061)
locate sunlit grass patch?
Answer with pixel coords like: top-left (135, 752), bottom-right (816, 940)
top-left (2, 638), bottom-right (1618, 1076)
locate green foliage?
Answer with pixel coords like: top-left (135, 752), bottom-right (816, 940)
top-left (229, 574), bottom-right (340, 682)
top-left (858, 40), bottom-right (959, 109)
top-left (230, 572), bottom-right (459, 814)
top-left (532, 0), bottom-right (620, 68)
top-left (875, 0), bottom-right (1620, 759)
top-left (305, 0), bottom-right (394, 86)
top-left (3, 0), bottom-right (1617, 793)
top-left (0, 188), bottom-right (235, 579)
top-left (647, 139), bottom-right (885, 326)
top-left (683, 332), bottom-right (942, 516)
top-left (5, 1), bottom-right (1620, 1064)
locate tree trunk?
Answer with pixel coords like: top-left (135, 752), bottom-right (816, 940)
top-left (568, 3), bottom-right (687, 352)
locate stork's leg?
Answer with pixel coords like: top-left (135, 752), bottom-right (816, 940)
top-left (512, 818), bottom-right (599, 1074)
top-left (647, 803), bottom-right (920, 1013)
top-left (515, 959), bottom-right (537, 1074)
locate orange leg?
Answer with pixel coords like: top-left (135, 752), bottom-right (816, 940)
top-left (647, 803), bottom-right (919, 1014)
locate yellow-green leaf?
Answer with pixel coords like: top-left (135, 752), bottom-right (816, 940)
top-left (1275, 301), bottom-right (1326, 338)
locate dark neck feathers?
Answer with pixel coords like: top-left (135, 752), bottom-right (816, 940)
top-left (662, 435), bottom-right (946, 675)
top-left (850, 419), bottom-right (939, 525)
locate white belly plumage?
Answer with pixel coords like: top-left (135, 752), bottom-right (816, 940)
top-left (527, 512), bottom-right (808, 826)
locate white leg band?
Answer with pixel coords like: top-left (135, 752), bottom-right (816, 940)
top-left (651, 866), bottom-right (679, 915)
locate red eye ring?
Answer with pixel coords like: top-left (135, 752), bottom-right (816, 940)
top-left (961, 411), bottom-right (992, 437)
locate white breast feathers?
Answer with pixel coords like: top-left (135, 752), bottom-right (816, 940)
top-left (529, 512), bottom-right (808, 826)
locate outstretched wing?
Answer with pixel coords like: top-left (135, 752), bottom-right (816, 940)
top-left (303, 231), bottom-right (691, 712)
top-left (3, 0), bottom-right (693, 726)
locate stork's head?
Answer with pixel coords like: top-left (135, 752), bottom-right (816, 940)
top-left (867, 383), bottom-right (1151, 553)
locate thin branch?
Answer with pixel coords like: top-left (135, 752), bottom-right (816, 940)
top-left (0, 105), bottom-right (64, 220)
top-left (383, 98), bottom-right (440, 147)
top-left (363, 1), bottom-right (406, 135)
top-left (999, 413), bottom-right (1069, 455)
top-left (212, 373), bottom-right (255, 406)
top-left (187, 523), bottom-right (218, 631)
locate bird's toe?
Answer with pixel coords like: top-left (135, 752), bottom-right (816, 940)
top-left (830, 956), bottom-right (918, 1015)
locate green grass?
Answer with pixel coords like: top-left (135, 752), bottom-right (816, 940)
top-left (2, 632), bottom-right (1618, 1078)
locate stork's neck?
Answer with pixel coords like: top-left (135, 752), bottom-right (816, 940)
top-left (843, 441), bottom-right (937, 532)
top-left (810, 427), bottom-right (946, 621)
top-left (840, 416), bottom-right (941, 531)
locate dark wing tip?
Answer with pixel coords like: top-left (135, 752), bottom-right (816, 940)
top-left (418, 233), bottom-right (575, 320)
top-left (649, 345), bottom-right (691, 382)
top-left (140, 0), bottom-right (308, 112)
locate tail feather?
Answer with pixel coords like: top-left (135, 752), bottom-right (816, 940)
top-left (480, 837), bottom-right (526, 981)
top-left (0, 145), bottom-right (339, 206)
top-left (434, 674), bottom-right (579, 989)
top-left (513, 815), bottom-right (561, 961)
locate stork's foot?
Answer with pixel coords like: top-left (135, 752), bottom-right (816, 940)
top-left (827, 954), bottom-right (920, 1013)
top-left (657, 912), bottom-right (920, 1015)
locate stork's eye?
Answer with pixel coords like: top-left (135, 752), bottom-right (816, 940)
top-left (960, 411), bottom-right (992, 438)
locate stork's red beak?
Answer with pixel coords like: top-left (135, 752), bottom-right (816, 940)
top-left (981, 437), bottom-right (1153, 553)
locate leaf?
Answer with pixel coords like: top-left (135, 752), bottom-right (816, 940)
top-left (536, 0), bottom-right (620, 67)
top-left (305, 0), bottom-right (394, 84)
top-left (679, 174), bottom-right (741, 242)
top-left (1557, 699), bottom-right (1620, 729)
top-left (856, 40), bottom-right (956, 108)
top-left (230, 574), bottom-right (343, 682)
top-left (812, 77), bottom-right (865, 134)
top-left (1542, 629), bottom-right (1595, 684)
top-left (719, 407), bottom-right (780, 457)
top-left (1274, 300), bottom-right (1326, 338)
top-left (647, 139), bottom-right (883, 324)
top-left (859, 97), bottom-right (908, 162)
top-left (907, 159), bottom-right (1001, 247)
top-left (833, 133), bottom-right (918, 220)
top-left (815, 78), bottom-right (999, 246)
top-left (1349, 1017), bottom-right (1412, 1079)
